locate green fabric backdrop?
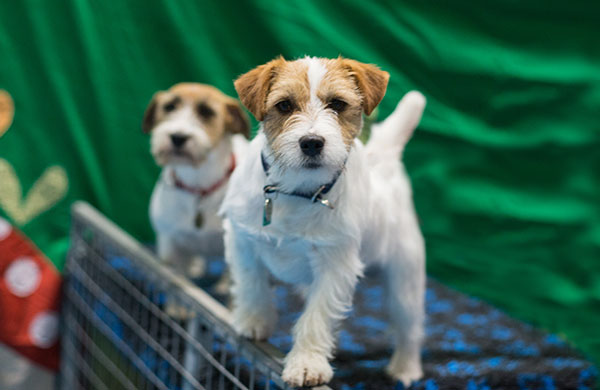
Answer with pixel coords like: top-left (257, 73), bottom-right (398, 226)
top-left (0, 0), bottom-right (598, 365)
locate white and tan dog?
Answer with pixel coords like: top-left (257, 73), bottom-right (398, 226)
top-left (144, 83), bottom-right (249, 278)
top-left (220, 56), bottom-right (426, 387)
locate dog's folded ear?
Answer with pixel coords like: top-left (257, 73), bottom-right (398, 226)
top-left (225, 99), bottom-right (251, 139)
top-left (234, 56), bottom-right (285, 121)
top-left (142, 93), bottom-right (161, 133)
top-left (341, 59), bottom-right (390, 116)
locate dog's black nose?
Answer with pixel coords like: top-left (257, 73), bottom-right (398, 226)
top-left (170, 134), bottom-right (188, 148)
top-left (299, 135), bottom-right (325, 157)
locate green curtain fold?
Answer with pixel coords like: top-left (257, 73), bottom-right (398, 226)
top-left (0, 0), bottom-right (598, 365)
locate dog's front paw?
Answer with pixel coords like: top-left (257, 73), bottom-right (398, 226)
top-left (232, 307), bottom-right (276, 340)
top-left (385, 350), bottom-right (423, 387)
top-left (282, 351), bottom-right (333, 388)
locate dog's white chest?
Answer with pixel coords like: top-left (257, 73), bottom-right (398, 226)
top-left (150, 181), bottom-right (222, 235)
top-left (255, 235), bottom-right (315, 285)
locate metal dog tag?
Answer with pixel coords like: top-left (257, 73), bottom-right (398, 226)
top-left (318, 198), bottom-right (334, 209)
top-left (194, 212), bottom-right (204, 228)
top-left (263, 197), bottom-right (273, 226)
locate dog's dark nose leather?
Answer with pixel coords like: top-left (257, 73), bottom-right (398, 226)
top-left (299, 135), bottom-right (325, 157)
top-left (170, 134), bottom-right (188, 148)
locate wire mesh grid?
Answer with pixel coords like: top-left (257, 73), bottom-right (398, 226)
top-left (58, 202), bottom-right (306, 390)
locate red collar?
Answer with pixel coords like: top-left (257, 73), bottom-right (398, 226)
top-left (170, 154), bottom-right (236, 197)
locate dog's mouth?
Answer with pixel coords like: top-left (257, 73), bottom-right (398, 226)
top-left (302, 161), bottom-right (322, 169)
top-left (154, 149), bottom-right (205, 166)
top-left (298, 154), bottom-right (325, 169)
top-left (171, 149), bottom-right (190, 158)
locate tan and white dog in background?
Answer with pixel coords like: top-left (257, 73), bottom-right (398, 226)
top-left (144, 83), bottom-right (249, 278)
top-left (220, 57), bottom-right (426, 387)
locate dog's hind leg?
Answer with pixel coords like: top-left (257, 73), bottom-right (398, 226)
top-left (383, 236), bottom-right (425, 387)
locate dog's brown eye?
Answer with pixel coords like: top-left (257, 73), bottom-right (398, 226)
top-left (275, 100), bottom-right (293, 114)
top-left (328, 99), bottom-right (347, 113)
top-left (164, 102), bottom-right (177, 112)
top-left (197, 103), bottom-right (215, 119)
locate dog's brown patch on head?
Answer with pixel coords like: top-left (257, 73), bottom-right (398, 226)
top-left (235, 56), bottom-right (389, 153)
top-left (339, 59), bottom-right (389, 116)
top-left (236, 57), bottom-right (312, 148)
top-left (318, 58), bottom-right (365, 146)
top-left (261, 61), bottom-right (311, 147)
top-left (142, 83), bottom-right (249, 142)
top-left (234, 56), bottom-right (289, 122)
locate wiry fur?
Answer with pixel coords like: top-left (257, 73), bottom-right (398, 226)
top-left (221, 57), bottom-right (426, 387)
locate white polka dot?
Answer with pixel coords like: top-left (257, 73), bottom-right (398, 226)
top-left (0, 217), bottom-right (11, 241)
top-left (4, 257), bottom-right (41, 297)
top-left (29, 311), bottom-right (59, 348)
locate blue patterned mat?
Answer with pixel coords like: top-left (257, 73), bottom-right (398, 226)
top-left (200, 258), bottom-right (597, 390)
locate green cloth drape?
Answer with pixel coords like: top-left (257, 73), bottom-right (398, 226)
top-left (0, 0), bottom-right (598, 365)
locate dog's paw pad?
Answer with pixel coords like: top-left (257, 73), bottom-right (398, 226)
top-left (282, 352), bottom-right (333, 387)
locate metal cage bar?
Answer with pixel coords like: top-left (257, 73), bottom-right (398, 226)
top-left (58, 202), bottom-right (327, 390)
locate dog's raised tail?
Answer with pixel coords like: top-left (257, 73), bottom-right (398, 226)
top-left (366, 91), bottom-right (426, 157)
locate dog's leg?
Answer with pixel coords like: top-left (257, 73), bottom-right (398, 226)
top-left (282, 246), bottom-right (363, 387)
top-left (156, 234), bottom-right (196, 317)
top-left (225, 223), bottom-right (276, 340)
top-left (157, 233), bottom-right (206, 277)
top-left (157, 234), bottom-right (182, 269)
top-left (384, 238), bottom-right (425, 387)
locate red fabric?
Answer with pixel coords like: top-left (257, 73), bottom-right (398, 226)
top-left (0, 221), bottom-right (61, 371)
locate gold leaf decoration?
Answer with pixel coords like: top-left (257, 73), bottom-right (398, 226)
top-left (0, 90), bottom-right (14, 138)
top-left (0, 159), bottom-right (68, 226)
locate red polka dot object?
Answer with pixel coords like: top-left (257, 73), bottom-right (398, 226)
top-left (0, 217), bottom-right (61, 371)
